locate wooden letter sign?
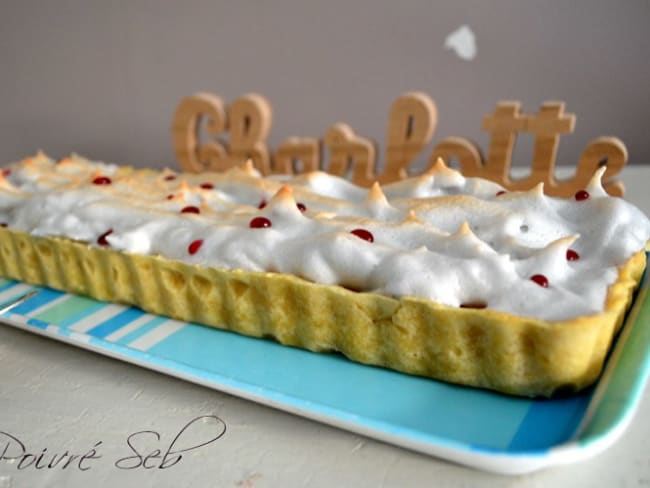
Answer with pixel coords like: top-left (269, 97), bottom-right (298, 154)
top-left (172, 92), bottom-right (627, 197)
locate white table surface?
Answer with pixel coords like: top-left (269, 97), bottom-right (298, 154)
top-left (1, 166), bottom-right (649, 488)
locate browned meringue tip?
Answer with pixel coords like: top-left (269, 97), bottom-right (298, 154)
top-left (454, 221), bottom-right (476, 238)
top-left (239, 158), bottom-right (257, 174)
top-left (198, 202), bottom-right (213, 213)
top-left (528, 182), bottom-right (545, 197)
top-left (366, 181), bottom-right (388, 204)
top-left (431, 157), bottom-right (449, 173)
top-left (270, 184), bottom-right (297, 206)
top-left (57, 156), bottom-right (74, 166)
top-left (276, 184), bottom-right (294, 196)
top-left (425, 157), bottom-right (462, 180)
top-left (451, 221), bottom-right (480, 240)
top-left (34, 150), bottom-right (50, 162)
top-left (403, 209), bottom-right (425, 224)
top-left (548, 234), bottom-right (579, 250)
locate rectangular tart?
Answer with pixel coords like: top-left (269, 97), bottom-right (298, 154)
top-left (0, 153), bottom-right (648, 397)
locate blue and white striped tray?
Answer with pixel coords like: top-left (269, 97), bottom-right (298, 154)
top-left (1, 271), bottom-right (649, 474)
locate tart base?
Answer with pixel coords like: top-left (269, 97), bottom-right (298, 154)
top-left (0, 227), bottom-right (645, 397)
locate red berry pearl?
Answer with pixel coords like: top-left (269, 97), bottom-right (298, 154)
top-left (92, 176), bottom-right (112, 185)
top-left (574, 190), bottom-right (590, 201)
top-left (164, 174), bottom-right (177, 181)
top-left (258, 199), bottom-right (267, 209)
top-left (1, 168), bottom-right (10, 177)
top-left (181, 206), bottom-right (200, 214)
top-left (97, 229), bottom-right (113, 246)
top-left (188, 239), bottom-right (203, 255)
top-left (530, 274), bottom-right (549, 288)
top-left (350, 229), bottom-right (374, 243)
top-left (496, 190), bottom-right (506, 197)
top-left (297, 202), bottom-right (307, 212)
top-left (200, 182), bottom-right (214, 190)
top-left (250, 216), bottom-right (272, 228)
top-left (566, 249), bottom-right (580, 261)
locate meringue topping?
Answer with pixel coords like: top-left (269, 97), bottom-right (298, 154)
top-left (1, 153), bottom-right (648, 321)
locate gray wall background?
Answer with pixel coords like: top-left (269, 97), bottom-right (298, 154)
top-left (1, 0), bottom-right (648, 172)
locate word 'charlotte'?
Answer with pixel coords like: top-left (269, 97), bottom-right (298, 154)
top-left (172, 92), bottom-right (626, 197)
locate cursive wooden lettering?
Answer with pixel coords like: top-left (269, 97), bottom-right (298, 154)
top-left (525, 101), bottom-right (576, 187)
top-left (172, 93), bottom-right (228, 173)
top-left (323, 123), bottom-right (376, 186)
top-left (228, 94), bottom-right (272, 175)
top-left (274, 137), bottom-right (320, 175)
top-left (481, 101), bottom-right (527, 181)
top-left (380, 92), bottom-right (437, 183)
top-left (171, 92), bottom-right (628, 196)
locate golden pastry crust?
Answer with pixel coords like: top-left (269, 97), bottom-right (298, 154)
top-left (0, 227), bottom-right (644, 397)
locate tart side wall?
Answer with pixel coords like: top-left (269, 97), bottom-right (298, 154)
top-left (0, 227), bottom-right (645, 398)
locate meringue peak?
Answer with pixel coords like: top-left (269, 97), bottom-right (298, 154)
top-left (366, 182), bottom-right (388, 205)
top-left (586, 166), bottom-right (608, 197)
